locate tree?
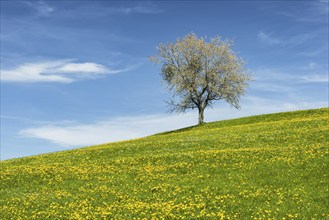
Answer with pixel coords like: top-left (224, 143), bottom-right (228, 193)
top-left (149, 33), bottom-right (251, 125)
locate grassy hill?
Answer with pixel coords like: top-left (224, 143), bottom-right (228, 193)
top-left (1, 108), bottom-right (328, 219)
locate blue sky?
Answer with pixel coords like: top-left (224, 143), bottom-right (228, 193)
top-left (1, 0), bottom-right (328, 160)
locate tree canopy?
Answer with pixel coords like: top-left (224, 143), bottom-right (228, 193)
top-left (149, 33), bottom-right (251, 125)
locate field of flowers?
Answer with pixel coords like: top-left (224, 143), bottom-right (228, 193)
top-left (1, 108), bottom-right (328, 219)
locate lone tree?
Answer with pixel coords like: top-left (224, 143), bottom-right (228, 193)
top-left (149, 33), bottom-right (251, 125)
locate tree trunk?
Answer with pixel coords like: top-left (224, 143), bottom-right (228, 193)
top-left (198, 107), bottom-right (204, 125)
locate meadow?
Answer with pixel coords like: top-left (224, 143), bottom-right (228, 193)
top-left (1, 108), bottom-right (328, 219)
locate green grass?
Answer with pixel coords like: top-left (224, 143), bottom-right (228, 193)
top-left (1, 108), bottom-right (328, 219)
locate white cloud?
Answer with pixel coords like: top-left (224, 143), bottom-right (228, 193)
top-left (257, 31), bottom-right (282, 45)
top-left (289, 33), bottom-right (315, 45)
top-left (252, 67), bottom-right (291, 81)
top-left (250, 81), bottom-right (294, 93)
top-left (253, 66), bottom-right (328, 83)
top-left (279, 1), bottom-right (328, 22)
top-left (300, 62), bottom-right (319, 70)
top-left (24, 1), bottom-right (54, 17)
top-left (19, 98), bottom-right (328, 147)
top-left (301, 74), bottom-right (328, 83)
top-left (112, 5), bottom-right (162, 15)
top-left (57, 63), bottom-right (106, 73)
top-left (20, 114), bottom-right (196, 147)
top-left (102, 1), bottom-right (162, 15)
top-left (312, 0), bottom-right (329, 14)
top-left (257, 31), bottom-right (315, 47)
top-left (69, 2), bottom-right (162, 17)
top-left (0, 60), bottom-right (130, 83)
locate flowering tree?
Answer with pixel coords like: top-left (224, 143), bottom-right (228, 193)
top-left (149, 33), bottom-right (251, 125)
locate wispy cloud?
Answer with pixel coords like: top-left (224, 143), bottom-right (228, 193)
top-left (299, 62), bottom-right (320, 70)
top-left (298, 62), bottom-right (328, 82)
top-left (279, 0), bottom-right (328, 22)
top-left (19, 98), bottom-right (327, 147)
top-left (257, 31), bottom-right (282, 45)
top-left (257, 31), bottom-right (315, 46)
top-left (109, 4), bottom-right (162, 15)
top-left (252, 67), bottom-right (296, 82)
top-left (250, 81), bottom-right (294, 93)
top-left (104, 1), bottom-right (163, 15)
top-left (24, 1), bottom-right (54, 17)
top-left (0, 60), bottom-right (131, 83)
top-left (20, 114), bottom-right (197, 147)
top-left (297, 48), bottom-right (327, 57)
top-left (251, 66), bottom-right (328, 93)
top-left (308, 0), bottom-right (328, 15)
top-left (301, 74), bottom-right (328, 83)
top-left (255, 67), bottom-right (328, 83)
top-left (61, 2), bottom-right (162, 17)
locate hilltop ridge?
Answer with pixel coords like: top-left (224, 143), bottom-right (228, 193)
top-left (1, 108), bottom-right (328, 219)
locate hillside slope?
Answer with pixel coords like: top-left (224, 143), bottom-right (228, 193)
top-left (1, 108), bottom-right (328, 219)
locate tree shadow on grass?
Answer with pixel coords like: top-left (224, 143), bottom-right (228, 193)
top-left (152, 123), bottom-right (208, 137)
